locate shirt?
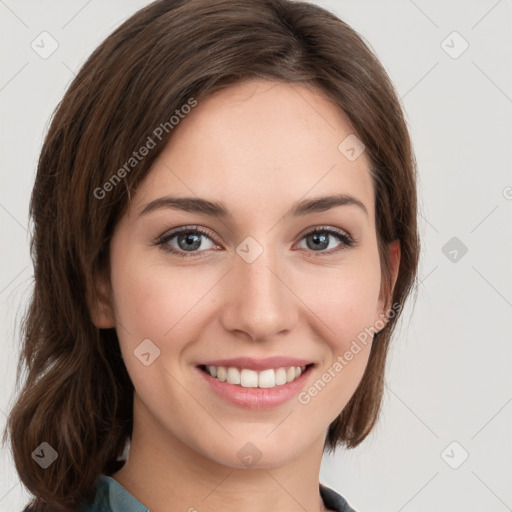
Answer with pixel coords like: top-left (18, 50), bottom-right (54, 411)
top-left (83, 474), bottom-right (357, 512)
top-left (23, 474), bottom-right (358, 512)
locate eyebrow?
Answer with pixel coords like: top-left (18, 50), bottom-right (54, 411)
top-left (138, 193), bottom-right (368, 219)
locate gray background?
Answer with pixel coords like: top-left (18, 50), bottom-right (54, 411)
top-left (1, 1), bottom-right (511, 511)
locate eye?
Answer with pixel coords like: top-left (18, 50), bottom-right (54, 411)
top-left (295, 226), bottom-right (355, 255)
top-left (155, 226), bottom-right (219, 257)
top-left (155, 225), bottom-right (355, 258)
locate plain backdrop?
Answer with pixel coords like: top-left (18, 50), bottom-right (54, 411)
top-left (1, 1), bottom-right (511, 511)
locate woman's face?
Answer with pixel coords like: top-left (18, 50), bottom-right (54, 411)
top-left (94, 79), bottom-right (399, 468)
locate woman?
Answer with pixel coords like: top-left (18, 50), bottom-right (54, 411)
top-left (3, 0), bottom-right (419, 511)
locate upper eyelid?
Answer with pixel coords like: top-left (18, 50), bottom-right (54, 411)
top-left (158, 225), bottom-right (219, 243)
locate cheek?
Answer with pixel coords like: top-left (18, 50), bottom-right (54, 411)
top-left (298, 254), bottom-right (382, 347)
top-left (109, 244), bottom-right (222, 375)
top-left (110, 255), bottom-right (188, 343)
top-left (292, 258), bottom-right (381, 418)
top-left (108, 253), bottom-right (203, 411)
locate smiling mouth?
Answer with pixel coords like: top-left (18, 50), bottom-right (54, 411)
top-left (197, 363), bottom-right (315, 389)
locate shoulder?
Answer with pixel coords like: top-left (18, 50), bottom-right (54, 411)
top-left (21, 475), bottom-right (109, 512)
top-left (21, 507), bottom-right (65, 512)
top-left (320, 483), bottom-right (359, 512)
top-left (22, 506), bottom-right (83, 512)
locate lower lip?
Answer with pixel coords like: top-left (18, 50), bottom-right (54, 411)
top-left (195, 365), bottom-right (314, 409)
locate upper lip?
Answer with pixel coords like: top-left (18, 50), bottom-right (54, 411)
top-left (197, 356), bottom-right (314, 371)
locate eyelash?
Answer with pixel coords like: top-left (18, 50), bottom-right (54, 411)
top-left (154, 225), bottom-right (355, 258)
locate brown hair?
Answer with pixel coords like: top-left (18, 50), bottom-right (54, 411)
top-left (3, 0), bottom-right (419, 510)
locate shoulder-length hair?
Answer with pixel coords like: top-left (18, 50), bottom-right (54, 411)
top-left (3, 0), bottom-right (419, 510)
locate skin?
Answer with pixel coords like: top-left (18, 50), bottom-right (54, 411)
top-left (90, 79), bottom-right (400, 512)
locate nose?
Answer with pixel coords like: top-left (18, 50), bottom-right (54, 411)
top-left (220, 247), bottom-right (298, 342)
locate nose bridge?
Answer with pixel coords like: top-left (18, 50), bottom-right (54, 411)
top-left (221, 240), bottom-right (296, 340)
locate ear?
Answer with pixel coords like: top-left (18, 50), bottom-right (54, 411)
top-left (376, 239), bottom-right (401, 322)
top-left (87, 269), bottom-right (116, 329)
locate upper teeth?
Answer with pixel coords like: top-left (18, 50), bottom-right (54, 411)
top-left (206, 365), bottom-right (307, 388)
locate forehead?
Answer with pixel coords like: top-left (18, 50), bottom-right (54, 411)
top-left (131, 79), bottom-right (375, 223)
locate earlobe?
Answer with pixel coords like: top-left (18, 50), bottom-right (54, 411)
top-left (377, 239), bottom-right (401, 321)
top-left (87, 271), bottom-right (116, 329)
top-left (388, 239), bottom-right (401, 295)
